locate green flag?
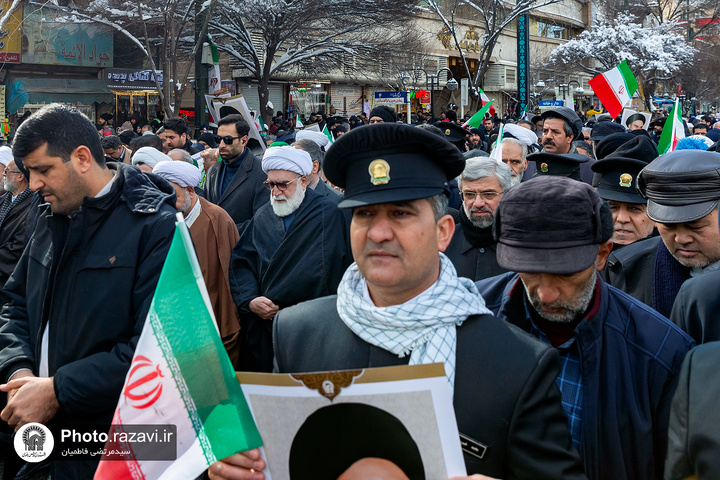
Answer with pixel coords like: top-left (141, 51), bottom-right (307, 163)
top-left (95, 215), bottom-right (262, 480)
top-left (462, 100), bottom-right (494, 129)
top-left (323, 124), bottom-right (334, 145)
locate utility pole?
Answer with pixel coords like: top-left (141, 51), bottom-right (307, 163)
top-left (194, 1), bottom-right (209, 138)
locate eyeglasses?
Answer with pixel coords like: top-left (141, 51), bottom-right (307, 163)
top-left (214, 135), bottom-right (242, 145)
top-left (461, 191), bottom-right (502, 202)
top-left (263, 176), bottom-right (300, 191)
top-left (2, 170), bottom-right (21, 176)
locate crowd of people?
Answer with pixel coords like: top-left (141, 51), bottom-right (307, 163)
top-left (0, 100), bottom-right (718, 480)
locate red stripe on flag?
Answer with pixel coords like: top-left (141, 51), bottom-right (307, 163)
top-left (588, 75), bottom-right (622, 118)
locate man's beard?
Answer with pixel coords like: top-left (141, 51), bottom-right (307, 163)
top-left (3, 178), bottom-right (15, 193)
top-left (509, 172), bottom-right (522, 186)
top-left (463, 204), bottom-right (494, 229)
top-left (271, 186), bottom-right (305, 217)
top-left (522, 268), bottom-right (597, 323)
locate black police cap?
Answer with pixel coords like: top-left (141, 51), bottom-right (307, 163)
top-left (528, 152), bottom-right (589, 181)
top-left (436, 121), bottom-right (469, 143)
top-left (638, 149), bottom-right (720, 223)
top-left (591, 136), bottom-right (657, 204)
top-left (324, 123), bottom-right (465, 208)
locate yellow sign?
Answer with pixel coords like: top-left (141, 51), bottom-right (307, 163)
top-left (0, 0), bottom-right (22, 63)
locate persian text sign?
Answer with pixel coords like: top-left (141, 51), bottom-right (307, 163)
top-left (22, 7), bottom-right (113, 67)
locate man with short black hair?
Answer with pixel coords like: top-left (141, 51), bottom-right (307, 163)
top-left (160, 117), bottom-right (200, 154)
top-left (102, 134), bottom-right (132, 164)
top-left (477, 176), bottom-right (694, 480)
top-left (694, 123), bottom-right (709, 136)
top-left (0, 104), bottom-right (176, 478)
top-left (205, 114), bottom-right (269, 225)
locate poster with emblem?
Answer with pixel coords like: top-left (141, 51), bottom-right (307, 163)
top-left (237, 363), bottom-right (467, 480)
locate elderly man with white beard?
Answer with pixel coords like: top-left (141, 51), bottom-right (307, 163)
top-left (445, 157), bottom-right (512, 281)
top-left (229, 146), bottom-right (351, 372)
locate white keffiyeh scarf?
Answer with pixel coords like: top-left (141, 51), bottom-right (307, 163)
top-left (337, 253), bottom-right (492, 393)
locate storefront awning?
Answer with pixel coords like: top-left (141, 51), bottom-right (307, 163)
top-left (6, 76), bottom-right (113, 114)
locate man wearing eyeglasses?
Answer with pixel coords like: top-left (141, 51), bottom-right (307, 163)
top-left (205, 114), bottom-right (269, 225)
top-left (229, 146), bottom-right (351, 372)
top-left (0, 159), bottom-right (33, 304)
top-left (445, 158), bottom-right (512, 282)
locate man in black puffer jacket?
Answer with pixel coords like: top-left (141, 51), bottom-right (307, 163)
top-left (0, 104), bottom-right (177, 479)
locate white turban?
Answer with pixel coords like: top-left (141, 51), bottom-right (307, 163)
top-left (262, 146), bottom-right (313, 175)
top-left (132, 147), bottom-right (171, 169)
top-left (0, 146), bottom-right (13, 167)
top-left (295, 129), bottom-right (329, 148)
top-left (153, 160), bottom-right (202, 188)
top-left (503, 123), bottom-right (539, 147)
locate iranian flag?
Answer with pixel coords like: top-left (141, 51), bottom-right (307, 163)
top-left (94, 214), bottom-right (262, 480)
top-left (657, 98), bottom-right (685, 155)
top-left (296, 115), bottom-right (304, 129)
top-left (207, 38), bottom-right (221, 96)
top-left (462, 100), bottom-right (495, 129)
top-left (478, 87), bottom-right (496, 117)
top-left (588, 60), bottom-right (639, 119)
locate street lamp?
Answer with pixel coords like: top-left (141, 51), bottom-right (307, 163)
top-left (413, 67), bottom-right (459, 119)
top-left (557, 80), bottom-right (585, 109)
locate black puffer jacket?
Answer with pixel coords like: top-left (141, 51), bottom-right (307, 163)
top-left (0, 163), bottom-right (176, 427)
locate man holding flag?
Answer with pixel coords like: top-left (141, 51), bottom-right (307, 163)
top-left (0, 104), bottom-right (178, 478)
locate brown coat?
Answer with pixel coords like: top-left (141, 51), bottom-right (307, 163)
top-left (191, 197), bottom-right (241, 367)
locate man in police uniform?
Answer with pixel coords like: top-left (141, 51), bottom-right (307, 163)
top-left (208, 123), bottom-right (585, 480)
top-left (591, 136), bottom-right (657, 248)
top-left (604, 149), bottom-right (720, 317)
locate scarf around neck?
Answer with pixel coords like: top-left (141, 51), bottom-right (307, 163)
top-left (336, 253), bottom-right (492, 393)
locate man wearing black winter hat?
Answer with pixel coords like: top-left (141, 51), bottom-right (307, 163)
top-left (476, 176), bottom-right (694, 480)
top-left (208, 123), bottom-right (585, 480)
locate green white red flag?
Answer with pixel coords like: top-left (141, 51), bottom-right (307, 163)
top-left (295, 116), bottom-right (304, 129)
top-left (94, 214), bottom-right (262, 480)
top-left (462, 100), bottom-right (495, 129)
top-left (208, 38), bottom-right (221, 96)
top-left (657, 98), bottom-right (685, 155)
top-left (588, 60), bottom-right (639, 119)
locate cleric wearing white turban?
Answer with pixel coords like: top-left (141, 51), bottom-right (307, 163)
top-left (132, 147), bottom-right (171, 172)
top-left (152, 160), bottom-right (202, 188)
top-left (262, 146), bottom-right (313, 175)
top-left (295, 129), bottom-right (330, 148)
